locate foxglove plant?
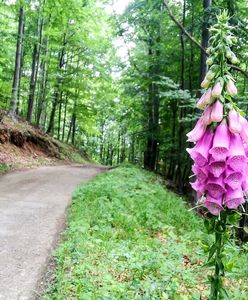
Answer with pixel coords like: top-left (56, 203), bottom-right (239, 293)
top-left (187, 11), bottom-right (246, 299)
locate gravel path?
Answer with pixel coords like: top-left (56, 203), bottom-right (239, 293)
top-left (0, 164), bottom-right (105, 300)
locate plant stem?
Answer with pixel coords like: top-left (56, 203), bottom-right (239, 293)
top-left (210, 215), bottom-right (227, 300)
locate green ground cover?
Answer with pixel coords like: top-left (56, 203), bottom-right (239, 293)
top-left (44, 165), bottom-right (248, 300)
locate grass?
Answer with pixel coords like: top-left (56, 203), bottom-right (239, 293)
top-left (0, 163), bottom-right (10, 174)
top-left (43, 165), bottom-right (248, 300)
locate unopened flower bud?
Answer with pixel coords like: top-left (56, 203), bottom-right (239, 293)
top-left (226, 80), bottom-right (237, 96)
top-left (226, 50), bottom-right (233, 59)
top-left (228, 109), bottom-right (241, 134)
top-left (211, 100), bottom-right (223, 123)
top-left (212, 82), bottom-right (223, 97)
top-left (206, 48), bottom-right (212, 55)
top-left (204, 88), bottom-right (213, 105)
top-left (206, 58), bottom-right (214, 65)
top-left (231, 55), bottom-right (239, 64)
top-left (197, 94), bottom-right (206, 110)
top-left (201, 78), bottom-right (210, 88)
top-left (206, 70), bottom-right (215, 80)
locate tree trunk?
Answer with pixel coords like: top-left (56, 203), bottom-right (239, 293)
top-left (117, 131), bottom-right (120, 164)
top-left (27, 12), bottom-right (43, 122)
top-left (8, 5), bottom-right (24, 117)
top-left (47, 34), bottom-right (66, 134)
top-left (36, 37), bottom-right (49, 126)
top-left (144, 27), bottom-right (160, 171)
top-left (62, 94), bottom-right (68, 142)
top-left (200, 0), bottom-right (212, 82)
top-left (71, 113), bottom-right (76, 145)
top-left (176, 0), bottom-right (186, 193)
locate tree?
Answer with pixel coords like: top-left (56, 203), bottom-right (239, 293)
top-left (8, 4), bottom-right (24, 117)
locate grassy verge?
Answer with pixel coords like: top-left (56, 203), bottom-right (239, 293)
top-left (43, 165), bottom-right (248, 300)
top-left (0, 162), bottom-right (10, 174)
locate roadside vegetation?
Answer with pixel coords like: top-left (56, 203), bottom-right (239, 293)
top-left (43, 166), bottom-right (248, 299)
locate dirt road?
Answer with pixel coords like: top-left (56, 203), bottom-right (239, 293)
top-left (0, 164), bottom-right (105, 300)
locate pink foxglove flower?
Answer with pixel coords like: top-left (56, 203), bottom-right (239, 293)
top-left (197, 93), bottom-right (207, 110)
top-left (190, 180), bottom-right (205, 195)
top-left (192, 165), bottom-right (208, 183)
top-left (227, 133), bottom-right (246, 171)
top-left (212, 82), bottom-right (223, 97)
top-left (209, 120), bottom-right (230, 161)
top-left (240, 116), bottom-right (248, 144)
top-left (228, 109), bottom-right (241, 134)
top-left (208, 157), bottom-right (226, 177)
top-left (205, 175), bottom-right (226, 199)
top-left (202, 105), bottom-right (212, 126)
top-left (242, 180), bottom-right (248, 196)
top-left (211, 100), bottom-right (223, 123)
top-left (204, 88), bottom-right (213, 105)
top-left (186, 116), bottom-right (206, 142)
top-left (226, 80), bottom-right (237, 96)
top-left (203, 194), bottom-right (223, 216)
top-left (224, 168), bottom-right (243, 190)
top-left (187, 129), bottom-right (214, 167)
top-left (224, 188), bottom-right (245, 209)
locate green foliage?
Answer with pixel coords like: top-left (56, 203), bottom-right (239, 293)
top-left (0, 163), bottom-right (10, 173)
top-left (43, 166), bottom-right (248, 299)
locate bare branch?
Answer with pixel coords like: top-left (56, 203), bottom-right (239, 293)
top-left (162, 0), bottom-right (248, 79)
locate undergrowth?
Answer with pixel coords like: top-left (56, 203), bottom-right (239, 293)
top-left (43, 166), bottom-right (248, 300)
top-left (0, 162), bottom-right (10, 174)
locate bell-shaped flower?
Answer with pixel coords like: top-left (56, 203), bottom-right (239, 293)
top-left (227, 133), bottom-right (246, 171)
top-left (202, 105), bottom-right (212, 126)
top-left (203, 194), bottom-right (223, 216)
top-left (211, 100), bottom-right (223, 123)
top-left (192, 165), bottom-right (208, 183)
top-left (190, 180), bottom-right (205, 195)
top-left (197, 93), bottom-right (206, 110)
top-left (228, 109), bottom-right (241, 134)
top-left (240, 116), bottom-right (248, 144)
top-left (242, 180), bottom-right (248, 196)
top-left (212, 82), bottom-right (223, 97)
top-left (209, 119), bottom-right (230, 161)
top-left (187, 129), bottom-right (214, 167)
top-left (227, 80), bottom-right (238, 96)
top-left (186, 116), bottom-right (206, 142)
top-left (224, 167), bottom-right (243, 190)
top-left (224, 188), bottom-right (245, 209)
top-left (208, 156), bottom-right (226, 177)
top-left (205, 175), bottom-right (226, 199)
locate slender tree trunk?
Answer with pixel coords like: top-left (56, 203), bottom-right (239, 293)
top-left (188, 1), bottom-right (194, 93)
top-left (27, 12), bottom-right (43, 122)
top-left (36, 37), bottom-right (49, 126)
top-left (200, 0), bottom-right (212, 82)
top-left (57, 92), bottom-right (63, 140)
top-left (176, 0), bottom-right (186, 193)
top-left (62, 94), bottom-right (68, 142)
top-left (9, 5), bottom-right (24, 117)
top-left (66, 114), bottom-right (73, 143)
top-left (120, 136), bottom-right (126, 163)
top-left (71, 113), bottom-right (76, 145)
top-left (117, 131), bottom-right (120, 164)
top-left (144, 27), bottom-right (160, 171)
top-left (47, 34), bottom-right (66, 134)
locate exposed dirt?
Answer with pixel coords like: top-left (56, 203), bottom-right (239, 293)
top-left (0, 111), bottom-right (88, 170)
top-left (0, 164), bottom-right (107, 300)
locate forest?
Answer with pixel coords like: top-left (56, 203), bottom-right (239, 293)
top-left (0, 0), bottom-right (248, 299)
top-left (0, 0), bottom-right (247, 191)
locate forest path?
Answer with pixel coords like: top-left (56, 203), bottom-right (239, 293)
top-left (0, 164), bottom-right (107, 300)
